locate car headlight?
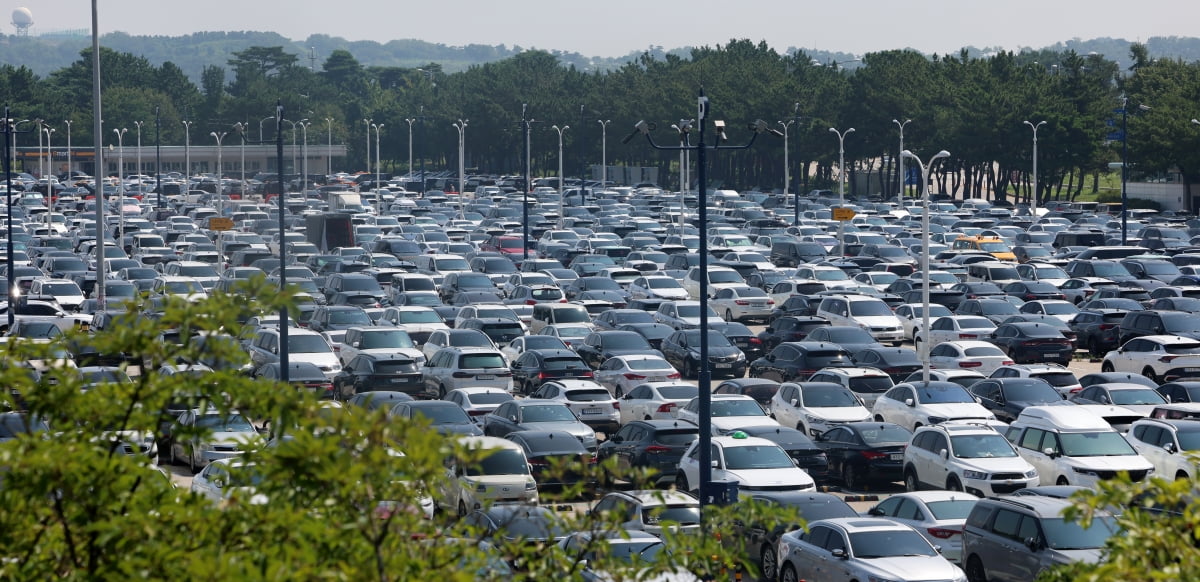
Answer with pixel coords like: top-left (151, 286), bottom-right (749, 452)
top-left (804, 414), bottom-right (822, 424)
top-left (868, 576), bottom-right (903, 582)
top-left (525, 479), bottom-right (537, 491)
top-left (1073, 468), bottom-right (1099, 477)
top-left (961, 470), bottom-right (989, 480)
top-left (927, 416), bottom-right (948, 425)
top-left (1024, 469), bottom-right (1039, 478)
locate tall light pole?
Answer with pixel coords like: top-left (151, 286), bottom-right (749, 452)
top-left (1024, 120), bottom-right (1046, 218)
top-left (133, 120), bottom-right (144, 180)
top-left (405, 117), bottom-right (416, 182)
top-left (259, 116), bottom-right (274, 143)
top-left (285, 119), bottom-right (299, 186)
top-left (325, 117), bottom-right (334, 176)
top-left (671, 120), bottom-right (693, 230)
top-left (91, 0), bottom-right (105, 309)
top-left (829, 126), bottom-right (855, 257)
top-left (597, 119), bottom-right (611, 195)
top-left (521, 104), bottom-right (532, 260)
top-left (42, 125), bottom-right (55, 185)
top-left (363, 118), bottom-right (372, 177)
top-left (551, 124), bottom-right (569, 227)
top-left (893, 118), bottom-right (911, 205)
top-left (299, 120), bottom-right (312, 194)
top-left (902, 148), bottom-right (951, 384)
top-left (210, 130), bottom-right (226, 213)
top-left (181, 120), bottom-right (193, 179)
top-left (34, 119), bottom-right (43, 179)
top-left (64, 119), bottom-right (72, 181)
top-left (452, 119), bottom-right (468, 219)
top-left (233, 122), bottom-right (247, 196)
top-left (370, 122), bottom-right (383, 209)
top-left (154, 108), bottom-right (162, 208)
top-left (779, 112), bottom-right (797, 222)
top-left (113, 127), bottom-right (127, 240)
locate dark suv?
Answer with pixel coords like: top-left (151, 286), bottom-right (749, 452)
top-left (1118, 309), bottom-right (1200, 344)
top-left (595, 419), bottom-right (700, 487)
top-left (961, 496), bottom-right (1116, 582)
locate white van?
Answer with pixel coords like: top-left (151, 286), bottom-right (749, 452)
top-left (1004, 406), bottom-right (1154, 487)
top-left (437, 436), bottom-right (538, 516)
top-left (529, 303), bottom-right (592, 334)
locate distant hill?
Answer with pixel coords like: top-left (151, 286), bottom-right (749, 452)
top-left (0, 30), bottom-right (1195, 81)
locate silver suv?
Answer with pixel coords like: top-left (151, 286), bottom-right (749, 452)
top-left (961, 496), bottom-right (1115, 582)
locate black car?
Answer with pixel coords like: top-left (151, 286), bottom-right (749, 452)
top-left (950, 281), bottom-right (1006, 299)
top-left (660, 329), bottom-right (747, 379)
top-left (1157, 381), bottom-right (1200, 403)
top-left (593, 309), bottom-right (655, 331)
top-left (757, 316), bottom-right (832, 350)
top-left (900, 288), bottom-right (966, 312)
top-left (769, 295), bottom-right (819, 320)
top-left (712, 378), bottom-right (781, 411)
top-left (456, 317), bottom-right (525, 345)
top-left (851, 347), bottom-right (922, 383)
top-left (1002, 281), bottom-right (1066, 301)
top-left (596, 419), bottom-right (700, 487)
top-left (813, 421), bottom-right (912, 489)
top-left (574, 331), bottom-right (662, 369)
top-left (1149, 296), bottom-right (1200, 313)
top-left (956, 298), bottom-right (1021, 325)
top-left (804, 326), bottom-right (884, 357)
top-left (967, 378), bottom-right (1065, 423)
top-left (749, 341), bottom-right (853, 383)
top-left (343, 390), bottom-right (413, 412)
top-left (729, 491), bottom-right (858, 582)
top-left (615, 322), bottom-right (674, 351)
top-left (462, 505), bottom-right (570, 546)
top-left (387, 400), bottom-right (483, 436)
top-left (256, 362), bottom-right (335, 399)
top-left (1119, 309), bottom-right (1200, 345)
top-left (505, 430), bottom-right (596, 488)
top-left (1077, 371), bottom-right (1159, 389)
top-left (510, 349), bottom-right (594, 395)
top-left (709, 321), bottom-right (764, 361)
top-left (1078, 297), bottom-right (1146, 312)
top-left (333, 353), bottom-right (423, 399)
top-left (732, 425), bottom-right (829, 481)
top-left (307, 305), bottom-right (374, 333)
top-left (1069, 309), bottom-right (1130, 355)
top-left (988, 322), bottom-right (1074, 365)
top-left (1000, 314), bottom-right (1079, 347)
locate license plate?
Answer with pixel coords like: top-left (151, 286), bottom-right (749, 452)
top-left (715, 363), bottom-right (732, 369)
top-left (477, 375), bottom-right (495, 380)
top-left (889, 454), bottom-right (903, 461)
top-left (1186, 368), bottom-right (1200, 373)
top-left (649, 377), bottom-right (668, 382)
top-left (390, 377), bottom-right (407, 383)
top-left (583, 408), bottom-right (602, 415)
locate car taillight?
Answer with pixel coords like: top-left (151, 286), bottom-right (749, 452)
top-left (860, 450), bottom-right (887, 460)
top-left (657, 403), bottom-right (677, 413)
top-left (559, 299), bottom-right (567, 303)
top-left (959, 333), bottom-right (977, 339)
top-left (1002, 360), bottom-right (1014, 365)
top-left (1098, 324), bottom-right (1115, 330)
top-left (451, 371), bottom-right (474, 378)
top-left (528, 458), bottom-right (548, 465)
top-left (1024, 294), bottom-right (1036, 300)
top-left (735, 300), bottom-right (750, 305)
top-left (537, 372), bottom-right (549, 380)
top-left (1162, 355), bottom-right (1181, 362)
top-left (959, 361), bottom-right (982, 368)
top-left (497, 370), bottom-right (512, 377)
top-left (612, 402), bottom-right (620, 409)
top-left (767, 299), bottom-right (775, 305)
top-left (624, 373), bottom-right (646, 380)
top-left (526, 299), bottom-right (537, 305)
top-left (580, 370), bottom-right (593, 377)
top-left (667, 372), bottom-right (681, 379)
top-left (645, 445), bottom-right (671, 454)
top-left (927, 527), bottom-right (961, 539)
top-left (749, 337), bottom-right (763, 345)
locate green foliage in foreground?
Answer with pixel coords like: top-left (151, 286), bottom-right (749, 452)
top-left (0, 279), bottom-right (793, 580)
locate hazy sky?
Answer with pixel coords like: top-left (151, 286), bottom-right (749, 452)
top-left (14, 0), bottom-right (1200, 59)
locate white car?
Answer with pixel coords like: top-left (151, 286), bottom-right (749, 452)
top-left (852, 271), bottom-right (901, 291)
top-left (190, 459), bottom-right (267, 506)
top-left (593, 355), bottom-right (680, 397)
top-left (682, 266), bottom-right (745, 299)
top-left (170, 408), bottom-right (262, 473)
top-left (1070, 383), bottom-right (1168, 416)
top-left (443, 387), bottom-right (515, 424)
top-left (915, 316), bottom-right (997, 349)
top-left (1017, 299), bottom-right (1079, 323)
top-left (866, 491), bottom-right (980, 564)
top-left (675, 394), bottom-right (779, 434)
top-left (617, 382), bottom-right (698, 425)
top-left (499, 334), bottom-right (570, 363)
top-left (378, 306), bottom-right (449, 343)
top-left (652, 300), bottom-right (724, 330)
top-left (816, 294), bottom-right (905, 344)
top-left (437, 436), bottom-right (538, 516)
top-left (1102, 335), bottom-right (1200, 384)
top-left (895, 303), bottom-right (954, 341)
top-left (872, 381), bottom-right (996, 430)
top-left (776, 518), bottom-right (966, 582)
top-left (675, 433), bottom-right (814, 494)
top-left (528, 379), bottom-right (621, 433)
top-left (628, 275), bottom-right (689, 301)
top-left (929, 341), bottom-right (1013, 376)
top-left (1006, 405), bottom-right (1154, 487)
top-left (338, 326), bottom-right (426, 367)
top-left (902, 424), bottom-right (1038, 497)
top-left (709, 285), bottom-right (775, 323)
top-left (793, 265), bottom-right (854, 289)
top-left (769, 381), bottom-right (872, 437)
top-left (1126, 417), bottom-right (1200, 480)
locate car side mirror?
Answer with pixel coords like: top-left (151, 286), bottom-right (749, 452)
top-left (790, 398), bottom-right (799, 406)
top-left (939, 449), bottom-right (949, 460)
top-left (904, 398), bottom-right (915, 407)
top-left (711, 460), bottom-right (720, 469)
top-left (1042, 447), bottom-right (1058, 459)
top-left (1025, 537), bottom-right (1042, 551)
top-left (831, 548), bottom-right (848, 560)
top-left (1165, 442), bottom-right (1178, 453)
top-left (509, 415), bottom-right (518, 422)
top-left (610, 435), bottom-right (623, 443)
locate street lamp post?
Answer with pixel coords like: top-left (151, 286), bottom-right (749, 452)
top-left (299, 120), bottom-right (312, 195)
top-left (286, 119), bottom-right (300, 187)
top-left (42, 125), bottom-right (55, 184)
top-left (893, 118), bottom-right (911, 205)
top-left (405, 118), bottom-right (416, 182)
top-left (521, 104), bottom-right (533, 260)
top-left (259, 116), bottom-right (274, 143)
top-left (371, 122), bottom-right (383, 210)
top-left (624, 94), bottom-right (778, 521)
top-left (155, 108), bottom-right (162, 208)
top-left (829, 126), bottom-right (855, 257)
top-left (64, 119), bottom-right (72, 182)
top-left (363, 118), bottom-right (372, 178)
top-left (452, 119), bottom-right (468, 219)
top-left (551, 124), bottom-right (569, 227)
top-left (113, 127), bottom-right (127, 240)
top-left (901, 148), bottom-right (951, 384)
top-left (2, 110), bottom-right (33, 329)
top-left (233, 122), bottom-right (246, 196)
top-left (34, 119), bottom-right (42, 179)
top-left (1024, 120), bottom-right (1046, 218)
top-left (779, 109), bottom-right (797, 223)
top-left (325, 117), bottom-right (334, 176)
top-left (181, 120), bottom-right (193, 180)
top-left (210, 130), bottom-right (226, 213)
top-left (671, 120), bottom-right (693, 230)
top-left (597, 119), bottom-right (611, 196)
top-left (133, 120), bottom-right (144, 180)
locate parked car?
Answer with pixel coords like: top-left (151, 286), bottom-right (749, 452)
top-left (776, 517), bottom-right (966, 582)
top-left (596, 419), bottom-right (700, 486)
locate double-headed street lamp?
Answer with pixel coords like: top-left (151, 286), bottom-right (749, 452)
top-left (363, 118), bottom-right (372, 178)
top-left (210, 130), bottom-right (226, 211)
top-left (233, 122), bottom-right (247, 194)
top-left (597, 119), bottom-right (611, 197)
top-left (670, 120), bottom-right (693, 230)
top-left (42, 125), bottom-right (55, 182)
top-left (370, 122), bottom-right (383, 206)
top-left (624, 93), bottom-right (779, 521)
top-left (133, 120), bottom-right (144, 179)
top-left (181, 120), bottom-right (193, 178)
top-left (1024, 120), bottom-right (1046, 218)
top-left (780, 103), bottom-right (800, 224)
top-left (551, 124), bottom-right (569, 227)
top-left (405, 117), bottom-right (416, 181)
top-left (64, 119), bottom-right (72, 181)
top-left (452, 119), bottom-right (468, 219)
top-left (325, 117), bottom-right (334, 176)
top-left (113, 127), bottom-right (127, 238)
top-left (299, 120), bottom-right (312, 194)
top-left (259, 116), bottom-right (275, 142)
top-left (893, 118), bottom-right (911, 205)
top-left (901, 148), bottom-right (951, 384)
top-left (829, 126), bottom-right (855, 256)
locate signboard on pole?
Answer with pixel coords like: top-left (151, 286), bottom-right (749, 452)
top-left (832, 208), bottom-right (856, 222)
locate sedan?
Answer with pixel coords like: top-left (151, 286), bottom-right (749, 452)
top-left (597, 419), bottom-right (700, 486)
top-left (988, 322), bottom-right (1075, 365)
top-left (871, 381), bottom-right (995, 430)
top-left (749, 341), bottom-right (854, 383)
top-left (709, 286), bottom-right (775, 323)
top-left (617, 382), bottom-right (699, 424)
top-left (593, 355), bottom-right (681, 398)
top-left (709, 321), bottom-right (765, 361)
top-left (675, 394), bottom-right (780, 434)
top-left (776, 518), bottom-right (965, 582)
top-left (499, 335), bottom-right (570, 363)
top-left (852, 347), bottom-right (923, 383)
top-left (1017, 299), bottom-right (1079, 323)
top-left (505, 430), bottom-right (596, 488)
top-left (660, 329), bottom-right (748, 379)
top-left (805, 326), bottom-right (884, 357)
top-left (190, 459), bottom-right (265, 506)
top-left (170, 409), bottom-right (261, 474)
top-left (814, 422), bottom-right (913, 489)
top-left (443, 387), bottom-right (514, 423)
top-left (929, 340), bottom-right (1013, 376)
top-left (865, 491), bottom-right (979, 565)
top-left (627, 275), bottom-right (688, 301)
top-left (1070, 383), bottom-right (1168, 415)
top-left (387, 401), bottom-right (484, 436)
top-left (1002, 281), bottom-right (1066, 301)
top-left (537, 323), bottom-right (593, 349)
top-left (481, 400), bottom-right (598, 451)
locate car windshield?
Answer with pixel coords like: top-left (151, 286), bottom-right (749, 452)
top-left (1058, 431), bottom-right (1137, 457)
top-left (656, 386), bottom-right (699, 399)
top-left (827, 328), bottom-right (875, 343)
top-left (643, 505), bottom-right (700, 526)
top-left (814, 269), bottom-right (849, 281)
top-left (964, 346), bottom-right (1005, 357)
top-left (683, 331), bottom-right (734, 348)
top-left (648, 278), bottom-right (681, 289)
top-left (467, 392), bottom-right (512, 405)
top-left (1108, 389), bottom-right (1166, 406)
top-left (626, 359), bottom-right (671, 371)
top-left (916, 384), bottom-right (975, 403)
top-left (360, 331), bottom-right (415, 349)
top-left (926, 499), bottom-right (978, 520)
top-left (397, 310), bottom-right (442, 324)
top-left (677, 305), bottom-right (719, 318)
top-left (604, 334), bottom-right (652, 350)
top-left (850, 530), bottom-right (936, 558)
top-left (521, 405), bottom-right (577, 423)
top-left (1176, 430), bottom-right (1200, 450)
top-left (950, 434), bottom-right (1017, 458)
top-left (857, 424), bottom-right (913, 444)
top-left (194, 413), bottom-right (255, 433)
top-left (711, 399), bottom-right (766, 417)
top-left (584, 278), bottom-right (621, 291)
top-left (544, 357), bottom-right (589, 371)
top-left (552, 307), bottom-right (590, 323)
top-left (435, 258), bottom-right (470, 271)
top-left (1004, 380), bottom-right (1062, 401)
top-left (464, 449), bottom-right (530, 476)
top-left (1041, 516), bottom-right (1119, 550)
top-left (1035, 267), bottom-right (1068, 278)
top-left (912, 305), bottom-right (953, 318)
top-left (958, 318), bottom-right (994, 329)
top-left (722, 444), bottom-right (793, 469)
top-left (329, 310), bottom-right (372, 325)
top-left (849, 376), bottom-right (894, 394)
top-left (1041, 303), bottom-right (1077, 315)
top-left (849, 301), bottom-right (892, 317)
top-left (802, 385), bottom-right (862, 407)
top-left (980, 303), bottom-right (1018, 315)
top-left (1092, 263), bottom-right (1131, 277)
top-left (289, 336), bottom-right (331, 353)
top-left (552, 325), bottom-right (591, 337)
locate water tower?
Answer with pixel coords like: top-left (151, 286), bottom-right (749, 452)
top-left (12, 7), bottom-right (33, 37)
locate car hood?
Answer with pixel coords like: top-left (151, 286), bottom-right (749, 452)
top-left (1062, 454), bottom-right (1153, 472)
top-left (652, 288), bottom-right (689, 299)
top-left (711, 416), bottom-right (779, 432)
top-left (804, 406), bottom-right (872, 423)
top-left (857, 556), bottom-right (963, 580)
top-left (918, 403), bottom-right (994, 420)
top-left (209, 430), bottom-right (260, 446)
top-left (855, 315), bottom-right (903, 327)
top-left (522, 421), bottom-right (595, 439)
top-left (957, 455), bottom-right (1034, 474)
top-left (722, 466), bottom-right (814, 487)
top-left (434, 422), bottom-right (484, 436)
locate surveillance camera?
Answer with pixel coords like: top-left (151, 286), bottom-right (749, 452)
top-left (714, 120), bottom-right (728, 141)
top-left (622, 120), bottom-right (651, 144)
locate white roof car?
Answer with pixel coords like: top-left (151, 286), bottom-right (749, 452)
top-left (675, 394), bottom-right (779, 434)
top-left (676, 433), bottom-right (815, 494)
top-left (777, 517), bottom-right (965, 582)
top-left (770, 381), bottom-right (872, 438)
top-left (903, 423), bottom-right (1037, 498)
top-left (1006, 405), bottom-right (1155, 487)
top-left (866, 490), bottom-right (981, 564)
top-left (872, 381), bottom-right (996, 430)
top-left (929, 340), bottom-right (1013, 376)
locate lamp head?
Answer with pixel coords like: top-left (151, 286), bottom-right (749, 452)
top-left (714, 120), bottom-right (728, 141)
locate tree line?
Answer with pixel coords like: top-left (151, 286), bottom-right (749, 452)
top-left (3, 39), bottom-right (1200, 204)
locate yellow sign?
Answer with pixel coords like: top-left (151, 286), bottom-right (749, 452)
top-left (207, 217), bottom-right (234, 231)
top-left (832, 208), bottom-right (856, 222)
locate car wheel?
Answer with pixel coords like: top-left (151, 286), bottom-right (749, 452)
top-left (1087, 338), bottom-right (1102, 357)
top-left (874, 415), bottom-right (884, 422)
top-left (1101, 361), bottom-right (1114, 373)
top-left (188, 446), bottom-right (199, 475)
top-left (904, 468), bottom-right (921, 492)
top-left (457, 500), bottom-right (468, 518)
top-left (725, 309), bottom-right (735, 322)
top-left (1143, 367), bottom-right (1160, 385)
top-left (843, 463), bottom-right (862, 491)
top-left (675, 472), bottom-right (690, 493)
top-left (1178, 471), bottom-right (1190, 481)
top-left (966, 555), bottom-right (989, 582)
top-left (760, 544), bottom-right (778, 581)
top-left (438, 384), bottom-right (448, 399)
top-left (780, 563), bottom-right (799, 582)
top-left (946, 475), bottom-right (963, 492)
top-left (1056, 476), bottom-right (1070, 486)
top-left (169, 444), bottom-right (178, 466)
